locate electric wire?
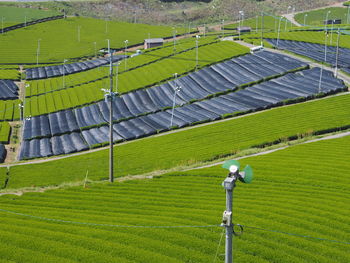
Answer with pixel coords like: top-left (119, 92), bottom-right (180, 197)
top-left (0, 208), bottom-right (349, 245)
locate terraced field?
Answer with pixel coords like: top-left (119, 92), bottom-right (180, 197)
top-left (295, 7), bottom-right (350, 26)
top-left (4, 93), bottom-right (350, 189)
top-left (245, 31), bottom-right (350, 48)
top-left (0, 69), bottom-right (20, 80)
top-left (225, 15), bottom-right (293, 31)
top-left (0, 100), bottom-right (20, 121)
top-left (0, 17), bottom-right (186, 63)
top-left (0, 135), bottom-right (349, 262)
top-left (0, 6), bottom-right (60, 28)
top-left (24, 40), bottom-right (249, 117)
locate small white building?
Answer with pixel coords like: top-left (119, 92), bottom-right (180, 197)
top-left (144, 38), bottom-right (164, 49)
top-left (237, 26), bottom-right (252, 33)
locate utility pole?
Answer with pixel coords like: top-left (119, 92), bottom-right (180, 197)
top-left (108, 39), bottom-right (114, 183)
top-left (221, 19), bottom-right (225, 38)
top-left (334, 29), bottom-right (340, 78)
top-left (170, 73), bottom-right (181, 127)
top-left (124, 40), bottom-right (129, 71)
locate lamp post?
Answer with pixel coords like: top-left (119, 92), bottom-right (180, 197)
top-left (124, 39), bottom-right (128, 70)
top-left (36, 39), bottom-right (41, 66)
top-left (238, 11), bottom-right (244, 41)
top-left (276, 17), bottom-right (283, 48)
top-left (2, 17), bottom-right (4, 34)
top-left (62, 59), bottom-right (68, 88)
top-left (285, 6), bottom-right (291, 31)
top-left (221, 19), bottom-right (224, 38)
top-left (324, 10), bottom-right (331, 32)
top-left (77, 26), bottom-right (81, 42)
top-left (195, 35), bottom-right (200, 70)
top-left (318, 32), bottom-right (329, 94)
top-left (303, 14), bottom-right (308, 26)
top-left (94, 42), bottom-right (97, 57)
top-left (170, 73), bottom-right (181, 128)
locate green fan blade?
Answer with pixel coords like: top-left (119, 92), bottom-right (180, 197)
top-left (222, 160), bottom-right (240, 170)
top-left (243, 165), bottom-right (253, 183)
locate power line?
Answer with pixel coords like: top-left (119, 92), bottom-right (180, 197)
top-left (0, 208), bottom-right (349, 245)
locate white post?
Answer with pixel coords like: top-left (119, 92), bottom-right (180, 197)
top-left (62, 59), bottom-right (67, 88)
top-left (124, 40), bottom-right (128, 70)
top-left (170, 73), bottom-right (180, 127)
top-left (195, 35), bottom-right (200, 70)
top-left (318, 32), bottom-right (329, 93)
top-left (330, 21), bottom-right (334, 45)
top-left (334, 29), bottom-right (340, 78)
top-left (304, 14), bottom-right (308, 26)
top-left (36, 39), bottom-right (41, 65)
top-left (276, 17), bottom-right (282, 48)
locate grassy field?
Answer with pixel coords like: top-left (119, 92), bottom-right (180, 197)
top-left (0, 17), bottom-right (187, 64)
top-left (0, 135), bottom-right (349, 262)
top-left (0, 6), bottom-right (60, 28)
top-left (0, 69), bottom-right (20, 80)
top-left (295, 7), bottom-right (350, 26)
top-left (245, 31), bottom-right (350, 48)
top-left (24, 40), bottom-right (249, 117)
top-left (225, 15), bottom-right (294, 32)
top-left (25, 36), bottom-right (219, 97)
top-left (4, 93), bottom-right (350, 189)
top-left (0, 100), bottom-right (20, 121)
top-left (0, 122), bottom-right (11, 144)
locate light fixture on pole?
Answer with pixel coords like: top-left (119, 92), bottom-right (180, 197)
top-left (62, 59), bottom-right (68, 88)
top-left (94, 42), bottom-right (97, 57)
top-left (77, 26), bottom-right (81, 42)
top-left (36, 38), bottom-right (41, 66)
top-left (124, 39), bottom-right (129, 70)
top-left (2, 17), bottom-right (4, 34)
top-left (318, 31), bottom-right (329, 94)
top-left (195, 35), bottom-right (200, 70)
top-left (284, 6), bottom-right (291, 31)
top-left (221, 19), bottom-right (224, 38)
top-left (101, 39), bottom-right (117, 183)
top-left (303, 14), bottom-right (308, 26)
top-left (170, 73), bottom-right (181, 128)
top-left (276, 17), bottom-right (283, 48)
top-left (221, 160), bottom-right (253, 263)
top-left (238, 11), bottom-right (244, 41)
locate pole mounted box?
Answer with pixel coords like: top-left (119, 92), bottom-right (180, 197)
top-left (222, 177), bottom-right (235, 190)
top-left (222, 211), bottom-right (232, 226)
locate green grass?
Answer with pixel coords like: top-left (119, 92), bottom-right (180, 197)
top-left (25, 36), bottom-right (219, 97)
top-left (345, 1), bottom-right (350, 6)
top-left (0, 69), bottom-right (20, 80)
top-left (0, 100), bottom-right (20, 121)
top-left (0, 135), bottom-right (349, 262)
top-left (225, 15), bottom-right (294, 32)
top-left (295, 7), bottom-right (350, 26)
top-left (245, 31), bottom-right (350, 48)
top-left (5, 94), bottom-right (350, 189)
top-left (0, 17), bottom-right (186, 64)
top-left (0, 6), bottom-right (60, 26)
top-left (0, 122), bottom-right (10, 143)
top-left (24, 40), bottom-right (249, 117)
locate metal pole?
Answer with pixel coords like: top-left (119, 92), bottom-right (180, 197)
top-left (304, 14), bottom-right (308, 26)
top-left (124, 40), bottom-right (128, 70)
top-left (63, 59), bottom-right (67, 88)
top-left (173, 27), bottom-right (176, 54)
top-left (256, 15), bottom-right (258, 33)
top-left (347, 5), bottom-right (350, 24)
top-left (108, 39), bottom-right (114, 183)
top-left (318, 33), bottom-right (329, 93)
top-left (94, 42), bottom-right (97, 57)
top-left (222, 19), bottom-right (224, 38)
top-left (277, 17), bottom-right (282, 48)
top-left (36, 39), bottom-right (41, 66)
top-left (170, 73), bottom-right (178, 128)
top-left (334, 29), bottom-right (340, 77)
top-left (78, 26), bottom-right (81, 42)
top-left (224, 179), bottom-right (234, 263)
top-left (261, 12), bottom-right (264, 46)
top-left (330, 21), bottom-right (334, 44)
top-left (25, 15), bottom-right (26, 27)
top-left (196, 36), bottom-right (199, 67)
top-left (105, 19), bottom-right (108, 34)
